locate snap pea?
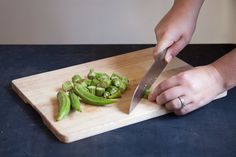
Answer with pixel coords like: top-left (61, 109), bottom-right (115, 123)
top-left (56, 91), bottom-right (71, 121)
top-left (74, 84), bottom-right (116, 106)
top-left (69, 91), bottom-right (81, 112)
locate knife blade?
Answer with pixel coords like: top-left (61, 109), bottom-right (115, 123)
top-left (129, 48), bottom-right (168, 114)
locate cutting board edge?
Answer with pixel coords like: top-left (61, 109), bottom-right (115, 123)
top-left (49, 109), bottom-right (169, 143)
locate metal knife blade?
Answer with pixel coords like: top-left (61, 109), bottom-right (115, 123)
top-left (129, 48), bottom-right (168, 114)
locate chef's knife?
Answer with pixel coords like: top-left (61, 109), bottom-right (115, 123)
top-left (129, 48), bottom-right (168, 114)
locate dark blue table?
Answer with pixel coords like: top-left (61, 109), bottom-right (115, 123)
top-left (0, 44), bottom-right (235, 157)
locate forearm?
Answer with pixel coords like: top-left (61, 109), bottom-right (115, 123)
top-left (211, 48), bottom-right (236, 90)
top-left (171, 0), bottom-right (205, 21)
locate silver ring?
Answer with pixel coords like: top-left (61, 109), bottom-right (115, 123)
top-left (178, 97), bottom-right (186, 109)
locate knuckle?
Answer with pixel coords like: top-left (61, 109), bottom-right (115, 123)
top-left (158, 83), bottom-right (166, 92)
top-left (161, 92), bottom-right (169, 101)
top-left (178, 72), bottom-right (190, 83)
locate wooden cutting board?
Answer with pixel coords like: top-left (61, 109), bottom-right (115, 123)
top-left (12, 47), bottom-right (227, 143)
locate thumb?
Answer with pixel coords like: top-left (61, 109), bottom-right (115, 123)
top-left (153, 39), bottom-right (174, 62)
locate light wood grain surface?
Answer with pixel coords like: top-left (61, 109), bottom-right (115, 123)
top-left (12, 47), bottom-right (226, 143)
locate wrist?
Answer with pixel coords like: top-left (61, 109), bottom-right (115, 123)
top-left (207, 64), bottom-right (227, 92)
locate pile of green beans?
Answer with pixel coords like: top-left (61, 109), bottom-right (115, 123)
top-left (56, 69), bottom-right (129, 121)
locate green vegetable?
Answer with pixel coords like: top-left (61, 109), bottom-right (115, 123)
top-left (97, 78), bottom-right (111, 88)
top-left (121, 76), bottom-right (129, 86)
top-left (119, 82), bottom-right (127, 93)
top-left (103, 91), bottom-right (110, 98)
top-left (74, 84), bottom-right (116, 106)
top-left (88, 86), bottom-right (96, 95)
top-left (91, 78), bottom-right (100, 86)
top-left (84, 79), bottom-right (92, 86)
top-left (111, 73), bottom-right (121, 80)
top-left (112, 78), bottom-right (122, 87)
top-left (106, 86), bottom-right (119, 95)
top-left (56, 91), bottom-right (71, 121)
top-left (108, 90), bottom-right (121, 99)
top-left (97, 73), bottom-right (110, 80)
top-left (72, 75), bottom-right (82, 83)
top-left (87, 69), bottom-right (96, 79)
top-left (62, 81), bottom-right (73, 92)
top-left (96, 87), bottom-right (105, 96)
top-left (143, 88), bottom-right (151, 99)
top-left (69, 91), bottom-right (81, 112)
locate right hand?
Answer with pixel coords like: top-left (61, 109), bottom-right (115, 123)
top-left (153, 4), bottom-right (198, 62)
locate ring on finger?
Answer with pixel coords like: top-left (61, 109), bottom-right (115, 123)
top-left (177, 97), bottom-right (186, 109)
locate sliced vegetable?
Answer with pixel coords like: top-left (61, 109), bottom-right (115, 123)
top-left (91, 78), bottom-right (100, 86)
top-left (119, 82), bottom-right (127, 93)
top-left (111, 73), bottom-right (121, 80)
top-left (108, 90), bottom-right (121, 99)
top-left (87, 69), bottom-right (96, 79)
top-left (72, 75), bottom-right (82, 83)
top-left (74, 84), bottom-right (116, 106)
top-left (84, 79), bottom-right (92, 86)
top-left (97, 78), bottom-right (111, 88)
top-left (62, 81), bottom-right (73, 92)
top-left (106, 86), bottom-right (119, 95)
top-left (56, 91), bottom-right (71, 121)
top-left (88, 86), bottom-right (96, 95)
top-left (96, 87), bottom-right (105, 96)
top-left (103, 91), bottom-right (110, 98)
top-left (143, 88), bottom-right (151, 99)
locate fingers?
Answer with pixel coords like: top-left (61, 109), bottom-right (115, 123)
top-left (153, 39), bottom-right (174, 60)
top-left (153, 36), bottom-right (187, 63)
top-left (165, 96), bottom-right (191, 111)
top-left (154, 86), bottom-right (184, 106)
top-left (174, 103), bottom-right (196, 115)
top-left (164, 37), bottom-right (188, 62)
top-left (148, 76), bottom-right (180, 101)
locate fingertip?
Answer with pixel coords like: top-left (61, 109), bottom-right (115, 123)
top-left (148, 93), bottom-right (154, 101)
top-left (165, 53), bottom-right (172, 63)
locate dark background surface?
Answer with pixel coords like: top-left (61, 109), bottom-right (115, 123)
top-left (0, 44), bottom-right (235, 157)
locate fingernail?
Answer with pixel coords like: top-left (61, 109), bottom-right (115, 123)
top-left (165, 54), bottom-right (172, 63)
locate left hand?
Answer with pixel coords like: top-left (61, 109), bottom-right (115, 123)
top-left (148, 64), bottom-right (225, 115)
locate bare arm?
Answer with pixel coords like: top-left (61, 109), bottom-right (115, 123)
top-left (212, 48), bottom-right (236, 90)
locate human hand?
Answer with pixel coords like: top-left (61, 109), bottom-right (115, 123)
top-left (148, 65), bottom-right (225, 115)
top-left (153, 0), bottom-right (202, 62)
